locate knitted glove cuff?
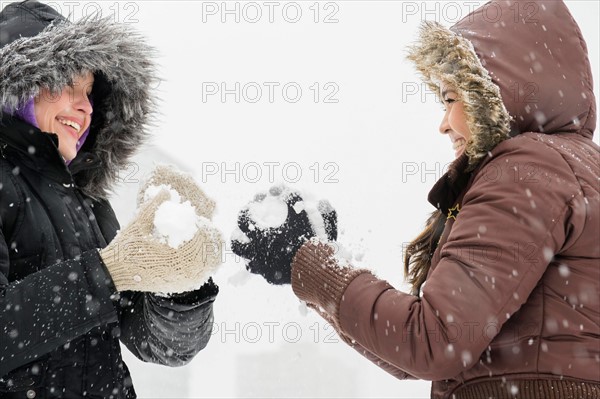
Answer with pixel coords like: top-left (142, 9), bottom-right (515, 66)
top-left (98, 246), bottom-right (134, 291)
top-left (291, 240), bottom-right (368, 326)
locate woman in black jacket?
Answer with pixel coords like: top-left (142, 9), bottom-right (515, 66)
top-left (0, 1), bottom-right (222, 398)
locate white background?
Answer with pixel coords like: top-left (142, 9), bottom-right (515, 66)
top-left (7, 1), bottom-right (599, 398)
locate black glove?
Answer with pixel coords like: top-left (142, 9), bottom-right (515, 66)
top-left (231, 186), bottom-right (337, 285)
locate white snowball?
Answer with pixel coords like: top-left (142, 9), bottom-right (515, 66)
top-left (248, 195), bottom-right (288, 228)
top-left (154, 199), bottom-right (200, 248)
top-left (144, 184), bottom-right (182, 204)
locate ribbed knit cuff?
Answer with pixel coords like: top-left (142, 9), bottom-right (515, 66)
top-left (291, 240), bottom-right (368, 325)
top-left (98, 245), bottom-right (132, 291)
top-left (450, 377), bottom-right (600, 399)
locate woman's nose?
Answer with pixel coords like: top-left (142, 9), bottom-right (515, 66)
top-left (439, 109), bottom-right (451, 135)
top-left (75, 95), bottom-right (93, 115)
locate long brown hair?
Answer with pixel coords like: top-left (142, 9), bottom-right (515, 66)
top-left (403, 210), bottom-right (446, 295)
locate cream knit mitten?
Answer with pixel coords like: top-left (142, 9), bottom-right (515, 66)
top-left (101, 178), bottom-right (223, 293)
top-left (138, 164), bottom-right (215, 219)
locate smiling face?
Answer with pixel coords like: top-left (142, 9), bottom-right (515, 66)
top-left (438, 82), bottom-right (472, 159)
top-left (34, 72), bottom-right (94, 161)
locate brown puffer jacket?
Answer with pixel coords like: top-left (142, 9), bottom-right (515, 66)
top-left (291, 1), bottom-right (600, 398)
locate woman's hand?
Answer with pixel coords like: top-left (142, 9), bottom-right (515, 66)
top-left (231, 186), bottom-right (337, 284)
top-left (138, 164), bottom-right (215, 219)
top-left (101, 187), bottom-right (223, 294)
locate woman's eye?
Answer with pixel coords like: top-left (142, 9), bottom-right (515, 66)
top-left (440, 97), bottom-right (455, 112)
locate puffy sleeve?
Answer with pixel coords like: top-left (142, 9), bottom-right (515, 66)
top-left (117, 281), bottom-right (218, 365)
top-left (292, 139), bottom-right (575, 380)
top-left (92, 198), bottom-right (219, 366)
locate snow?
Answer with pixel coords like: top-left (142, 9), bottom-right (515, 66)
top-left (241, 188), bottom-right (336, 245)
top-left (559, 264), bottom-right (571, 277)
top-left (231, 225), bottom-right (251, 244)
top-left (154, 196), bottom-right (200, 248)
top-left (145, 184), bottom-right (202, 248)
top-left (247, 193), bottom-right (288, 228)
top-left (227, 267), bottom-right (252, 287)
top-left (143, 183), bottom-right (181, 204)
top-left (304, 200), bottom-right (328, 239)
top-left (99, 0), bottom-right (600, 398)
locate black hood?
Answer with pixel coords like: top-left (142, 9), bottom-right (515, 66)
top-left (0, 0), bottom-right (158, 199)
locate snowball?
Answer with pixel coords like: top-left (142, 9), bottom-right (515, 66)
top-left (144, 184), bottom-right (182, 204)
top-left (145, 184), bottom-right (202, 249)
top-left (248, 195), bottom-right (289, 228)
top-left (154, 199), bottom-right (200, 248)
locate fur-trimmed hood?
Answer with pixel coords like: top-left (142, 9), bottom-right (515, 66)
top-left (407, 0), bottom-right (596, 171)
top-left (0, 0), bottom-right (157, 199)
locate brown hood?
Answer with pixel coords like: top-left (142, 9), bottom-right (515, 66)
top-left (408, 0), bottom-right (596, 170)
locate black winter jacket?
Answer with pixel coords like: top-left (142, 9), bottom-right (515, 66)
top-left (0, 117), bottom-right (217, 398)
top-left (0, 2), bottom-right (218, 398)
top-left (0, 119), bottom-right (218, 399)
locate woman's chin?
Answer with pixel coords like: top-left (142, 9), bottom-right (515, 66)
top-left (454, 147), bottom-right (466, 158)
top-left (59, 149), bottom-right (77, 162)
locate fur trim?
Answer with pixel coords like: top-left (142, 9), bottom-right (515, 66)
top-left (0, 16), bottom-right (158, 200)
top-left (406, 21), bottom-right (512, 171)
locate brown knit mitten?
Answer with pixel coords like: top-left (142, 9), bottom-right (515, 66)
top-left (291, 239), bottom-right (368, 328)
top-left (138, 164), bottom-right (215, 219)
top-left (100, 189), bottom-right (223, 293)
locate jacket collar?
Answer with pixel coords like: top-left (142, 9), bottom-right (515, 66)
top-left (427, 153), bottom-right (471, 214)
top-left (0, 115), bottom-right (99, 185)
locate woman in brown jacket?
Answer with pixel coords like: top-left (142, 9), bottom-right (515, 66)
top-left (231, 1), bottom-right (600, 397)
